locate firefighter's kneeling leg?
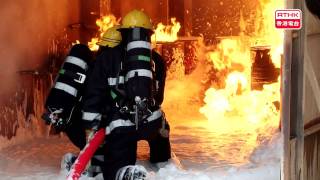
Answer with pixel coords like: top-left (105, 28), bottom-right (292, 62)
top-left (102, 132), bottom-right (137, 180)
top-left (148, 120), bottom-right (171, 163)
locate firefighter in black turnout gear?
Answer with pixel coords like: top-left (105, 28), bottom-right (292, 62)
top-left (82, 10), bottom-right (171, 180)
top-left (43, 26), bottom-right (123, 176)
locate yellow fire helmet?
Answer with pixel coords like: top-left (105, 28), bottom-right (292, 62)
top-left (97, 25), bottom-right (122, 47)
top-left (121, 9), bottom-right (153, 30)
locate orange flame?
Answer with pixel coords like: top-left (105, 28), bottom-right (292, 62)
top-left (200, 73), bottom-right (280, 134)
top-left (198, 0), bottom-right (284, 163)
top-left (151, 18), bottom-right (181, 43)
top-left (77, 16), bottom-right (181, 50)
top-left (206, 38), bottom-right (250, 72)
top-left (88, 38), bottom-right (100, 52)
top-left (72, 40), bottom-right (80, 46)
top-left (89, 14), bottom-right (119, 51)
top-left (96, 14), bottom-right (119, 37)
top-left (252, 1), bottom-right (284, 68)
top-left (74, 15), bottom-right (119, 51)
top-left (162, 0), bottom-right (284, 164)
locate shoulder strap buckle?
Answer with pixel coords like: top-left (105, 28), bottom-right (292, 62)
top-left (74, 72), bottom-right (86, 84)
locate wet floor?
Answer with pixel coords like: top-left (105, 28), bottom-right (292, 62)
top-left (0, 115), bottom-right (280, 176)
top-left (138, 117), bottom-right (271, 169)
top-left (0, 133), bottom-right (281, 179)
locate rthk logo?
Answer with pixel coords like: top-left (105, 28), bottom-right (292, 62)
top-left (275, 9), bottom-right (302, 29)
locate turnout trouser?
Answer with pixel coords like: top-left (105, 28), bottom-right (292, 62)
top-left (64, 105), bottom-right (105, 173)
top-left (102, 112), bottom-right (171, 180)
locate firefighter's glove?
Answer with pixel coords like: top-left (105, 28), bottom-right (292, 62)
top-left (42, 107), bottom-right (66, 132)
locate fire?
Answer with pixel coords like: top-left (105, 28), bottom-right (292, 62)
top-left (89, 14), bottom-right (119, 51)
top-left (72, 40), bottom-right (80, 46)
top-left (198, 0), bottom-right (284, 163)
top-left (151, 18), bottom-right (181, 43)
top-left (76, 15), bottom-right (180, 50)
top-left (206, 38), bottom-right (250, 72)
top-left (200, 73), bottom-right (280, 134)
top-left (96, 14), bottom-right (119, 37)
top-left (252, 1), bottom-right (284, 68)
top-left (73, 14), bottom-right (119, 51)
top-left (198, 70), bottom-right (280, 163)
top-left (162, 0), bottom-right (284, 164)
top-left (88, 38), bottom-right (99, 52)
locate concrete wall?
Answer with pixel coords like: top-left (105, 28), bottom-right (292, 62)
top-left (0, 0), bottom-right (81, 138)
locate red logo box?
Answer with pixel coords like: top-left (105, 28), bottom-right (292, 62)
top-left (275, 9), bottom-right (302, 29)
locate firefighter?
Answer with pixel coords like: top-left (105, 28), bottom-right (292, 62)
top-left (82, 10), bottom-right (171, 180)
top-left (42, 26), bottom-right (122, 176)
top-left (83, 25), bottom-right (123, 176)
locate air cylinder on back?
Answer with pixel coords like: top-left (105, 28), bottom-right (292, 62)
top-left (122, 27), bottom-right (153, 101)
top-left (45, 44), bottom-right (92, 121)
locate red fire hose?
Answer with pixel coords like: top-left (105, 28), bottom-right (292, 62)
top-left (67, 128), bottom-right (106, 180)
